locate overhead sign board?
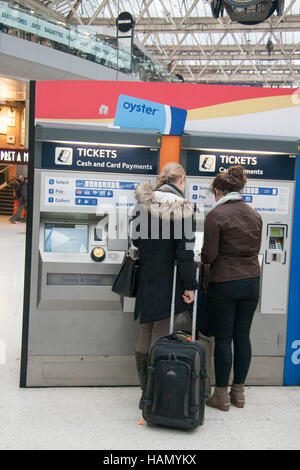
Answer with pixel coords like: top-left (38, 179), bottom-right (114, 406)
top-left (0, 148), bottom-right (29, 164)
top-left (184, 150), bottom-right (296, 181)
top-left (40, 142), bottom-right (159, 175)
top-left (116, 11), bottom-right (135, 32)
top-left (114, 95), bottom-right (187, 135)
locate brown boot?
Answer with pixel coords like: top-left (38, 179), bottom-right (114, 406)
top-left (206, 387), bottom-right (230, 411)
top-left (135, 352), bottom-right (149, 410)
top-left (230, 384), bottom-right (245, 408)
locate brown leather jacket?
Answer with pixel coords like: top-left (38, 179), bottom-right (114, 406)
top-left (201, 199), bottom-right (262, 283)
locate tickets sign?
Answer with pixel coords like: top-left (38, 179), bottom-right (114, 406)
top-left (40, 142), bottom-right (159, 175)
top-left (185, 150), bottom-right (296, 181)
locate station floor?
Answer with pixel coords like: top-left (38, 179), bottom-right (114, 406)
top-left (0, 215), bottom-right (299, 451)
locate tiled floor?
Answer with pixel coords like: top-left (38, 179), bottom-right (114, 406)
top-left (0, 215), bottom-right (299, 450)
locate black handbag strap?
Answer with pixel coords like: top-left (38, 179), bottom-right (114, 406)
top-left (128, 218), bottom-right (139, 259)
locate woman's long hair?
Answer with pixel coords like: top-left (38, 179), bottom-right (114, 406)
top-left (155, 162), bottom-right (186, 190)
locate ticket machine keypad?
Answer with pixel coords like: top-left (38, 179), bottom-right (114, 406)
top-left (269, 239), bottom-right (283, 251)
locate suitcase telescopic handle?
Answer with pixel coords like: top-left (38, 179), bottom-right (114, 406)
top-left (191, 266), bottom-right (200, 342)
top-left (191, 255), bottom-right (201, 341)
top-left (169, 261), bottom-right (177, 335)
top-left (169, 259), bottom-right (201, 341)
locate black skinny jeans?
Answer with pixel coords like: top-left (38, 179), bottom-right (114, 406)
top-left (207, 277), bottom-right (260, 388)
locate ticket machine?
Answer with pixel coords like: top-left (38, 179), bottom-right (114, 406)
top-left (181, 131), bottom-right (298, 385)
top-left (20, 124), bottom-right (161, 387)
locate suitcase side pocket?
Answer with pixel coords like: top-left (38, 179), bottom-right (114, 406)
top-left (151, 358), bottom-right (191, 420)
top-left (191, 348), bottom-right (206, 424)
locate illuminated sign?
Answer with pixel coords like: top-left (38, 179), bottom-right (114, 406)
top-left (185, 150), bottom-right (296, 180)
top-left (41, 143), bottom-right (158, 174)
top-left (0, 149), bottom-right (29, 164)
top-left (116, 12), bottom-right (135, 32)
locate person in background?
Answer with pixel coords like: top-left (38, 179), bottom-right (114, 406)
top-left (21, 176), bottom-right (28, 222)
top-left (201, 165), bottom-right (262, 411)
top-left (9, 175), bottom-right (26, 224)
top-left (132, 162), bottom-right (198, 409)
top-left (12, 174), bottom-right (23, 196)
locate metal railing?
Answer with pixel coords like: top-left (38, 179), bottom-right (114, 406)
top-left (0, 0), bottom-right (179, 83)
top-left (0, 165), bottom-right (13, 190)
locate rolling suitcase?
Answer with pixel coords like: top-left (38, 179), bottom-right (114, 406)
top-left (142, 261), bottom-right (207, 430)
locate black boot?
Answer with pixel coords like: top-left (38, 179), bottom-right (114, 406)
top-left (135, 352), bottom-right (149, 410)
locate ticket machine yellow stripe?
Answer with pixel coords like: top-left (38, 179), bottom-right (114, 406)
top-left (187, 95), bottom-right (300, 121)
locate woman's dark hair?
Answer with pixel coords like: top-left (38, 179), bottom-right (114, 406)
top-left (211, 165), bottom-right (247, 194)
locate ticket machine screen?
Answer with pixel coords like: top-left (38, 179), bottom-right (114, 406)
top-left (44, 223), bottom-right (88, 253)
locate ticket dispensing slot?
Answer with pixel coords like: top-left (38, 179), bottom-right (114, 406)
top-left (265, 224), bottom-right (287, 265)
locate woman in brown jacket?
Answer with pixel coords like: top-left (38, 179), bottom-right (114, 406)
top-left (201, 165), bottom-right (262, 411)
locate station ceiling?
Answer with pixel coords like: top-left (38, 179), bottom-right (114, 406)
top-left (17, 0), bottom-right (300, 87)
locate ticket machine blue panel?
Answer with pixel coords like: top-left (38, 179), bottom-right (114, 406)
top-left (284, 154), bottom-right (300, 385)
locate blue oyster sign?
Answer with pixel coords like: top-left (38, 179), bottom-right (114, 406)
top-left (114, 95), bottom-right (187, 135)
